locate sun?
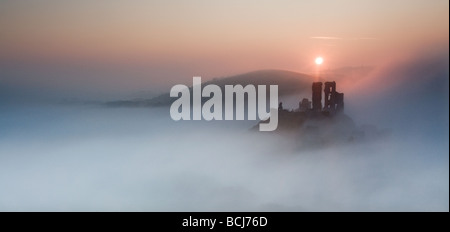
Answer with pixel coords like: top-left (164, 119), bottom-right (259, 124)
top-left (315, 57), bottom-right (323, 65)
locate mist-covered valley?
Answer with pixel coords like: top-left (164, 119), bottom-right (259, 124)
top-left (0, 54), bottom-right (448, 211)
top-left (0, 104), bottom-right (447, 211)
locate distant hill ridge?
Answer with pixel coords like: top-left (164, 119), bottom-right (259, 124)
top-left (106, 69), bottom-right (313, 107)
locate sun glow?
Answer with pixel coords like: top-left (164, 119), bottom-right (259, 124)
top-left (315, 57), bottom-right (323, 65)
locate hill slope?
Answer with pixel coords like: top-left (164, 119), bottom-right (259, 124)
top-left (106, 69), bottom-right (313, 107)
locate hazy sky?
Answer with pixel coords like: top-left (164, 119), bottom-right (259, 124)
top-left (0, 1), bottom-right (448, 212)
top-left (0, 0), bottom-right (448, 97)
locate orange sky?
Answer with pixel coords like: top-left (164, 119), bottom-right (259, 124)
top-left (0, 0), bottom-right (448, 96)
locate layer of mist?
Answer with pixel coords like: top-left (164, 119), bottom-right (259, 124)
top-left (0, 54), bottom-right (448, 211)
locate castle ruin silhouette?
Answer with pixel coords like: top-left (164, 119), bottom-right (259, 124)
top-left (294, 81), bottom-right (344, 114)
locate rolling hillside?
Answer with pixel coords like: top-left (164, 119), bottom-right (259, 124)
top-left (106, 69), bottom-right (314, 107)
